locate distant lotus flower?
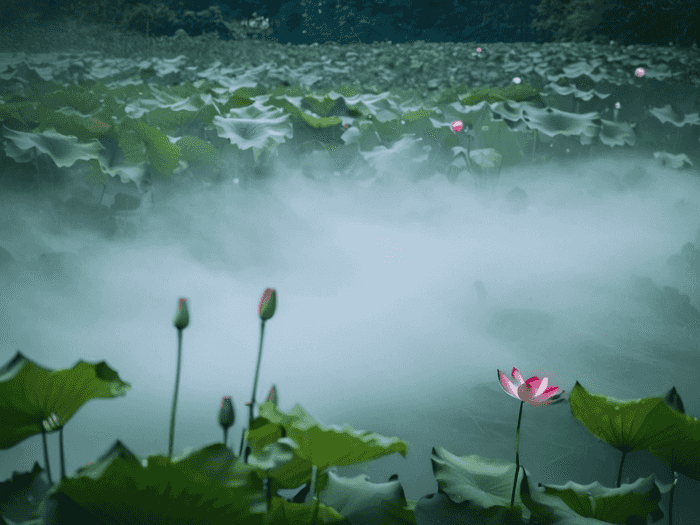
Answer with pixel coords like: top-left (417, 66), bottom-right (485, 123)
top-left (498, 367), bottom-right (565, 509)
top-left (635, 67), bottom-right (645, 78)
top-left (258, 288), bottom-right (277, 321)
top-left (613, 102), bottom-right (621, 122)
top-left (173, 298), bottom-right (189, 330)
top-left (449, 119), bottom-right (475, 175)
top-left (476, 47), bottom-right (482, 53)
top-left (512, 77), bottom-right (521, 84)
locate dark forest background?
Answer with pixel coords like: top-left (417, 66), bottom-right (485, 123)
top-left (0, 0), bottom-right (698, 48)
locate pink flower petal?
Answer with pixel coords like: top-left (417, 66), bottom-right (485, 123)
top-left (498, 369), bottom-right (520, 399)
top-left (533, 377), bottom-right (548, 397)
top-left (511, 367), bottom-right (525, 385)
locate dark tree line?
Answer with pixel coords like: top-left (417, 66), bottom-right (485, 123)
top-left (475, 0), bottom-right (699, 46)
top-left (267, 0), bottom-right (698, 46)
top-left (2, 0), bottom-right (698, 47)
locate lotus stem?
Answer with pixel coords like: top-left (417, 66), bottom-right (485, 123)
top-left (169, 298), bottom-right (189, 461)
top-left (309, 465), bottom-right (320, 525)
top-left (616, 450), bottom-right (627, 488)
top-left (59, 426), bottom-right (66, 481)
top-left (240, 289), bottom-right (276, 464)
top-left (240, 319), bottom-right (267, 463)
top-left (168, 328), bottom-right (184, 461)
top-left (40, 426), bottom-right (53, 485)
top-left (510, 400), bottom-right (524, 508)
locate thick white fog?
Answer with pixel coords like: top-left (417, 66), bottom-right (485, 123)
top-left (2, 146), bottom-right (700, 513)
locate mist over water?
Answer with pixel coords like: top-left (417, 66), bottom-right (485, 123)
top-left (2, 146), bottom-right (700, 512)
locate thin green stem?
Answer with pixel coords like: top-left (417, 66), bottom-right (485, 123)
top-left (240, 319), bottom-right (267, 464)
top-left (168, 329), bottom-right (184, 461)
top-left (309, 465), bottom-right (320, 525)
top-left (59, 426), bottom-right (66, 481)
top-left (510, 401), bottom-right (524, 508)
top-left (616, 450), bottom-right (627, 488)
top-left (41, 426), bottom-right (53, 485)
top-left (668, 448), bottom-right (678, 525)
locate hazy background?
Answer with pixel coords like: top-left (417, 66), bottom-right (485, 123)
top-left (1, 145), bottom-right (700, 519)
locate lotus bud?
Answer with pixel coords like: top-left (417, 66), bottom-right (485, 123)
top-left (219, 396), bottom-right (235, 429)
top-left (266, 384), bottom-right (278, 406)
top-left (258, 288), bottom-right (276, 321)
top-left (174, 298), bottom-right (189, 330)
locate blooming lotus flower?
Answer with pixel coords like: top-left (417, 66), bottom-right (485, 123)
top-left (451, 120), bottom-right (463, 133)
top-left (498, 367), bottom-right (564, 407)
top-left (498, 367), bottom-right (565, 510)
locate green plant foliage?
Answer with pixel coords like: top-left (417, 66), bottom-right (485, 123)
top-left (175, 135), bottom-right (220, 167)
top-left (460, 84), bottom-right (545, 107)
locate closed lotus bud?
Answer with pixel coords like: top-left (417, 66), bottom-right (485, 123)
top-left (174, 298), bottom-right (189, 330)
top-left (258, 288), bottom-right (276, 321)
top-left (218, 396), bottom-right (235, 429)
top-left (266, 384), bottom-right (278, 406)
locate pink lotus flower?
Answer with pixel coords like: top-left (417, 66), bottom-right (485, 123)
top-left (498, 367), bottom-right (564, 407)
top-left (498, 366), bottom-right (565, 510)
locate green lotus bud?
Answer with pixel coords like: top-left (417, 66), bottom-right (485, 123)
top-left (174, 297), bottom-right (189, 330)
top-left (218, 396), bottom-right (235, 429)
top-left (258, 288), bottom-right (276, 321)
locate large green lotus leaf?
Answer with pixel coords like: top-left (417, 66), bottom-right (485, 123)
top-left (569, 381), bottom-right (700, 482)
top-left (518, 469), bottom-right (671, 525)
top-left (243, 401), bottom-right (409, 496)
top-left (0, 351), bottom-right (131, 450)
top-left (429, 447), bottom-right (530, 520)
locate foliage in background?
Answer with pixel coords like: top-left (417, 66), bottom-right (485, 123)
top-left (0, 0), bottom-right (698, 49)
top-left (526, 0), bottom-right (699, 46)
